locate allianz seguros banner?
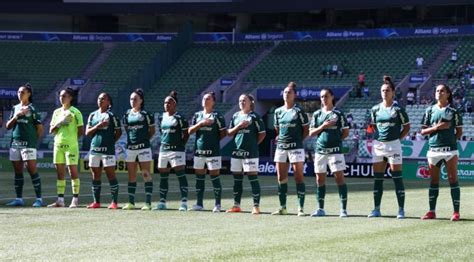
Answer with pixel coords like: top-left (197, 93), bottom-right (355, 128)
top-left (358, 140), bottom-right (474, 160)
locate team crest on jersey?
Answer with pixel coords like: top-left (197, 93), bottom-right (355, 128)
top-left (329, 112), bottom-right (338, 122)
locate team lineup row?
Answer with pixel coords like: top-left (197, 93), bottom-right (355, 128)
top-left (5, 77), bottom-right (464, 221)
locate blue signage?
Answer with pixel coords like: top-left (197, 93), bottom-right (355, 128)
top-left (220, 78), bottom-right (235, 86)
top-left (257, 86), bottom-right (350, 101)
top-left (409, 74), bottom-right (428, 83)
top-left (0, 87), bottom-right (18, 99)
top-left (70, 79), bottom-right (87, 86)
top-left (0, 32), bottom-right (176, 42)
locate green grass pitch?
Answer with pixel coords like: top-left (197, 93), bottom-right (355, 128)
top-left (0, 172), bottom-right (473, 260)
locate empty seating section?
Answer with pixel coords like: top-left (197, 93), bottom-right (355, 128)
top-left (147, 42), bottom-right (267, 117)
top-left (92, 42), bottom-right (165, 100)
top-left (0, 42), bottom-right (100, 92)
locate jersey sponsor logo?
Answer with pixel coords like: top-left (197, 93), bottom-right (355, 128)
top-left (12, 141), bottom-right (28, 147)
top-left (162, 129), bottom-right (177, 133)
top-left (208, 158), bottom-right (220, 163)
top-left (279, 142), bottom-right (297, 149)
top-left (279, 123), bottom-right (297, 128)
top-left (128, 143), bottom-right (146, 150)
top-left (232, 150), bottom-right (250, 157)
top-left (161, 144), bottom-right (178, 150)
top-left (195, 149), bottom-right (213, 155)
top-left (128, 125), bottom-right (144, 130)
top-left (199, 127), bottom-right (213, 131)
top-left (430, 146), bottom-right (452, 152)
top-left (245, 160), bottom-right (257, 166)
top-left (24, 149), bottom-right (35, 155)
top-left (319, 147), bottom-right (340, 154)
top-left (138, 150), bottom-right (150, 157)
top-left (289, 150), bottom-right (303, 156)
top-left (16, 119), bottom-right (29, 124)
top-left (377, 122), bottom-right (396, 128)
top-left (92, 146), bottom-right (109, 152)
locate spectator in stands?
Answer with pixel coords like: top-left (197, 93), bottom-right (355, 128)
top-left (122, 88), bottom-right (156, 210)
top-left (416, 54), bottom-right (424, 70)
top-left (406, 90), bottom-right (416, 105)
top-left (451, 49), bottom-right (457, 64)
top-left (357, 72), bottom-right (365, 97)
top-left (85, 92), bottom-right (121, 209)
top-left (332, 64), bottom-right (339, 75)
top-left (420, 95), bottom-right (431, 105)
top-left (346, 113), bottom-right (354, 128)
top-left (465, 99), bottom-right (472, 113)
top-left (48, 87), bottom-right (84, 208)
top-left (5, 84), bottom-right (44, 208)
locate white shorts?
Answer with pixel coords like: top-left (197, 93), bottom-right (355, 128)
top-left (89, 154), bottom-right (116, 168)
top-left (314, 153), bottom-right (346, 173)
top-left (427, 149), bottom-right (459, 166)
top-left (9, 148), bottom-right (37, 161)
top-left (230, 158), bottom-right (259, 173)
top-left (274, 148), bottom-right (305, 163)
top-left (372, 140), bottom-right (402, 165)
top-left (158, 151), bottom-right (186, 168)
top-left (126, 148), bottom-right (153, 162)
top-left (193, 156), bottom-right (221, 171)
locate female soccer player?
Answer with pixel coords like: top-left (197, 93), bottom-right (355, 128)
top-left (155, 91), bottom-right (189, 211)
top-left (188, 92), bottom-right (226, 213)
top-left (226, 94), bottom-right (266, 215)
top-left (122, 89), bottom-right (155, 210)
top-left (48, 87), bottom-right (84, 208)
top-left (85, 93), bottom-right (122, 209)
top-left (368, 76), bottom-right (410, 219)
top-left (420, 84), bottom-right (463, 221)
top-left (272, 82), bottom-right (309, 216)
top-left (309, 88), bottom-right (350, 218)
top-left (5, 84), bottom-right (44, 207)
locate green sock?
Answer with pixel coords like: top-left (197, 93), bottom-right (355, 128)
top-left (248, 175), bottom-right (260, 207)
top-left (71, 178), bottom-right (80, 198)
top-left (338, 184), bottom-right (348, 210)
top-left (373, 172), bottom-right (384, 210)
top-left (196, 174), bottom-right (205, 206)
top-left (145, 181), bottom-right (153, 205)
top-left (31, 173), bottom-right (42, 198)
top-left (233, 174), bottom-right (244, 205)
top-left (159, 173), bottom-right (169, 203)
top-left (391, 171), bottom-right (405, 209)
top-left (176, 170), bottom-right (188, 202)
top-left (211, 175), bottom-right (222, 206)
top-left (296, 183), bottom-right (305, 209)
top-left (450, 181), bottom-right (460, 213)
top-left (109, 179), bottom-right (119, 204)
top-left (128, 182), bottom-right (137, 205)
top-left (14, 173), bottom-right (24, 198)
top-left (278, 183), bottom-right (288, 208)
top-left (429, 183), bottom-right (439, 212)
top-left (57, 179), bottom-right (66, 197)
top-left (92, 180), bottom-right (101, 203)
top-left (317, 185), bottom-right (326, 209)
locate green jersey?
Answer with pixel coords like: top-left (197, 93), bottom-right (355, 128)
top-left (310, 108), bottom-right (349, 154)
top-left (421, 104), bottom-right (463, 150)
top-left (192, 110), bottom-right (226, 157)
top-left (122, 109), bottom-right (154, 150)
top-left (370, 102), bottom-right (409, 142)
top-left (157, 112), bottom-right (189, 152)
top-left (274, 105), bottom-right (309, 150)
top-left (9, 103), bottom-right (42, 149)
top-left (51, 106), bottom-right (83, 146)
top-left (229, 111), bottom-right (266, 159)
top-left (87, 109), bottom-right (121, 155)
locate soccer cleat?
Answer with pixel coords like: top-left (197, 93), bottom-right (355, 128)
top-left (32, 199), bottom-right (43, 208)
top-left (397, 208), bottom-right (405, 219)
top-left (69, 198), bottom-right (79, 208)
top-left (178, 202), bottom-right (188, 211)
top-left (154, 202), bottom-right (167, 211)
top-left (141, 203), bottom-right (152, 211)
top-left (122, 203), bottom-right (135, 210)
top-left (87, 202), bottom-right (101, 209)
top-left (212, 204), bottom-right (221, 213)
top-left (188, 204), bottom-right (204, 211)
top-left (339, 210), bottom-right (348, 218)
top-left (107, 202), bottom-right (119, 209)
top-left (368, 209), bottom-right (382, 218)
top-left (47, 200), bottom-right (65, 208)
top-left (311, 208), bottom-right (326, 217)
top-left (421, 211), bottom-right (436, 220)
top-left (251, 206), bottom-right (261, 215)
top-left (297, 209), bottom-right (307, 217)
top-left (451, 212), bottom-right (460, 221)
top-left (271, 207), bottom-right (288, 215)
top-left (226, 206), bottom-right (242, 213)
top-left (6, 198), bottom-right (24, 207)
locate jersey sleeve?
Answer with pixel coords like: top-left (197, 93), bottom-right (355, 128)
top-left (454, 109), bottom-right (463, 127)
top-left (191, 112), bottom-right (198, 126)
top-left (370, 107), bottom-right (377, 125)
top-left (74, 109), bottom-right (84, 127)
top-left (340, 111), bottom-right (350, 129)
top-left (421, 107), bottom-right (431, 127)
top-left (146, 111), bottom-right (155, 127)
top-left (122, 112), bottom-right (129, 128)
top-left (87, 113), bottom-right (94, 127)
top-left (31, 106), bottom-right (42, 125)
top-left (298, 108), bottom-right (309, 126)
top-left (112, 113), bottom-right (121, 130)
top-left (50, 109), bottom-right (60, 127)
top-left (399, 107), bottom-right (410, 125)
top-left (180, 115), bottom-right (189, 130)
top-left (156, 114), bottom-right (162, 133)
top-left (216, 113), bottom-right (226, 130)
top-left (229, 113), bottom-right (236, 129)
top-left (273, 110), bottom-right (279, 128)
top-left (310, 111), bottom-right (318, 129)
top-left (255, 114), bottom-right (266, 133)
top-left (8, 107), bottom-right (15, 120)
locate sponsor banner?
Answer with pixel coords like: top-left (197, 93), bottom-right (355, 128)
top-left (193, 33), bottom-right (233, 42)
top-left (406, 160), bottom-right (474, 181)
top-left (70, 79), bottom-right (87, 86)
top-left (0, 32), bottom-right (176, 42)
top-left (257, 86), bottom-right (350, 101)
top-left (220, 78), bottom-right (235, 86)
top-left (409, 74), bottom-right (428, 83)
top-left (0, 158), bottom-right (57, 172)
top-left (79, 159), bottom-right (155, 173)
top-left (358, 140), bottom-right (474, 160)
top-left (0, 87), bottom-right (17, 99)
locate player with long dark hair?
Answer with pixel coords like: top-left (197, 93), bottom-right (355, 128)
top-left (420, 84), bottom-right (463, 221)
